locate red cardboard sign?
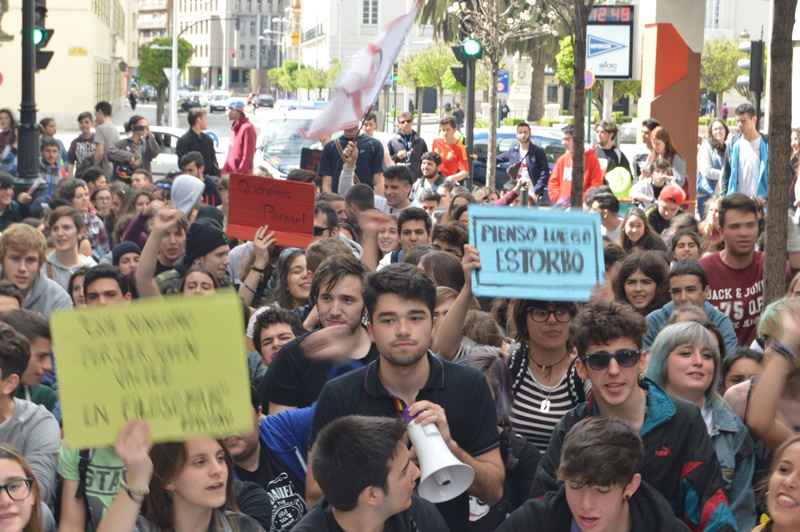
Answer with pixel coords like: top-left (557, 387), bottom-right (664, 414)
top-left (227, 173), bottom-right (315, 248)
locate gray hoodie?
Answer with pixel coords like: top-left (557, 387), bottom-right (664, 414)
top-left (23, 271), bottom-right (73, 318)
top-left (0, 268), bottom-right (73, 318)
top-left (0, 398), bottom-right (60, 504)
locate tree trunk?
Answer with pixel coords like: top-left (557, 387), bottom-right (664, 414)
top-left (438, 87), bottom-right (444, 114)
top-left (569, 1), bottom-right (593, 208)
top-left (764, 0), bottom-right (799, 304)
top-left (485, 0), bottom-right (501, 190)
top-left (487, 59), bottom-right (499, 189)
top-left (528, 59), bottom-right (545, 122)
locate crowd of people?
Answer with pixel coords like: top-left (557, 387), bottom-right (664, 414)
top-left (0, 95), bottom-right (797, 532)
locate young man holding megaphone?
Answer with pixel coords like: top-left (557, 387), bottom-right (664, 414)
top-left (306, 260), bottom-right (505, 532)
top-left (293, 415), bottom-right (448, 531)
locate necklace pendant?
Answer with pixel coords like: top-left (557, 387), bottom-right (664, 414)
top-left (540, 399), bottom-right (551, 413)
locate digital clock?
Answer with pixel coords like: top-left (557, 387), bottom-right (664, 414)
top-left (589, 5), bottom-right (633, 23)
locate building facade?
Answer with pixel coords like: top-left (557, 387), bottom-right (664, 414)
top-left (0, 0), bottom-right (139, 124)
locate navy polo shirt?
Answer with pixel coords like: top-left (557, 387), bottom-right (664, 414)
top-left (311, 352), bottom-right (500, 532)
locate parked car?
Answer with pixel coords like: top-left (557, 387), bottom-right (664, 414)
top-left (471, 127), bottom-right (567, 190)
top-left (208, 90), bottom-right (231, 112)
top-left (253, 107), bottom-right (324, 178)
top-left (257, 94), bottom-right (275, 108)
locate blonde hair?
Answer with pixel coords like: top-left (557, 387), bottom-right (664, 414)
top-left (0, 224), bottom-right (46, 266)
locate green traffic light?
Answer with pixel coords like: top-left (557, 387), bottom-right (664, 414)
top-left (33, 28), bottom-right (44, 45)
top-left (462, 38), bottom-right (482, 58)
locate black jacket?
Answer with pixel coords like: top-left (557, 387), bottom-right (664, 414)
top-left (292, 496), bottom-right (449, 531)
top-left (387, 131), bottom-right (429, 181)
top-left (498, 482), bottom-right (690, 531)
top-left (477, 143), bottom-right (550, 196)
top-left (176, 129), bottom-right (221, 176)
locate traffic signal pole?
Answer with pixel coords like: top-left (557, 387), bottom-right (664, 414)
top-left (19, 0), bottom-right (39, 185)
top-left (465, 55), bottom-right (476, 191)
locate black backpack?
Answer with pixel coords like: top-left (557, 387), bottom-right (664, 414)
top-left (54, 449), bottom-right (94, 525)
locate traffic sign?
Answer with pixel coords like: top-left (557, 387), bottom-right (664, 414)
top-left (584, 69), bottom-right (596, 89)
top-left (498, 70), bottom-right (509, 99)
top-left (201, 67), bottom-right (209, 74)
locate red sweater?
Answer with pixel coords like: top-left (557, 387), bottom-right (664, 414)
top-left (547, 147), bottom-right (604, 203)
top-left (222, 115), bottom-right (257, 174)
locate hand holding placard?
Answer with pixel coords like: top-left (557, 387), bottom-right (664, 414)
top-left (52, 293), bottom-right (252, 450)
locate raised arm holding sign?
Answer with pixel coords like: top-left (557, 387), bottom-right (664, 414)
top-left (468, 205), bottom-right (604, 302)
top-left (51, 293), bottom-right (252, 449)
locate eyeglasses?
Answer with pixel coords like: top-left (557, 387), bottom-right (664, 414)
top-left (398, 119), bottom-right (412, 124)
top-left (580, 349), bottom-right (642, 370)
top-left (313, 226), bottom-right (332, 237)
top-left (735, 117), bottom-right (751, 124)
top-left (0, 478), bottom-right (33, 501)
top-left (527, 307), bottom-right (576, 323)
top-left (156, 183), bottom-right (171, 190)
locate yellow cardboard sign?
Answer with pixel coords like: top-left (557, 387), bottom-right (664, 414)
top-left (51, 293), bottom-right (252, 450)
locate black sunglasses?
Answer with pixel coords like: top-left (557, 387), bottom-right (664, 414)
top-left (580, 349), bottom-right (642, 371)
top-left (313, 226), bottom-right (332, 237)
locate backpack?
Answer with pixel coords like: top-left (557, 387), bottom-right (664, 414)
top-left (54, 449), bottom-right (94, 525)
top-left (508, 344), bottom-right (586, 406)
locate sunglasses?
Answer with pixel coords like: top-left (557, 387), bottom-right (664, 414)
top-left (398, 119), bottom-right (412, 124)
top-left (580, 349), bottom-right (642, 371)
top-left (313, 226), bottom-right (332, 237)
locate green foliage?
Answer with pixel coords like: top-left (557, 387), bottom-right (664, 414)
top-left (295, 66), bottom-right (328, 91)
top-left (555, 36), bottom-right (574, 86)
top-left (565, 117), bottom-right (574, 125)
top-left (326, 64), bottom-right (343, 87)
top-left (559, 109), bottom-right (570, 116)
top-left (399, 42), bottom-right (459, 91)
top-left (698, 117), bottom-right (714, 126)
top-left (613, 116), bottom-right (633, 124)
top-left (475, 119), bottom-right (490, 128)
top-left (138, 37), bottom-right (194, 89)
top-left (539, 118), bottom-right (558, 128)
top-left (701, 38), bottom-right (745, 96)
top-left (503, 118), bottom-right (525, 126)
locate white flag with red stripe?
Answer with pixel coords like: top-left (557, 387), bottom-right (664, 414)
top-left (304, 1), bottom-right (422, 139)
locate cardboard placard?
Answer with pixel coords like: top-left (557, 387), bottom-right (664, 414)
top-left (52, 293), bottom-right (252, 449)
top-left (469, 205), bottom-right (604, 301)
top-left (300, 148), bottom-right (323, 173)
top-left (227, 173), bottom-right (315, 247)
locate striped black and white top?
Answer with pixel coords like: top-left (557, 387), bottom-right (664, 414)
top-left (509, 367), bottom-right (578, 451)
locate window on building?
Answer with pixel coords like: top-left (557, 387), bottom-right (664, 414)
top-left (547, 85), bottom-right (558, 102)
top-left (250, 45), bottom-right (256, 59)
top-left (250, 20), bottom-right (256, 35)
top-left (239, 44), bottom-right (245, 58)
top-left (362, 0), bottom-right (378, 25)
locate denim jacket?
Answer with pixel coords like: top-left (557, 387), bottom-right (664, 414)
top-left (709, 401), bottom-right (756, 531)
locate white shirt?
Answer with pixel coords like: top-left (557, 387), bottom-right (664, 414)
top-left (737, 136), bottom-right (761, 197)
top-left (517, 147), bottom-right (530, 182)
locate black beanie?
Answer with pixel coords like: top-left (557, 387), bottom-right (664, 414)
top-left (196, 205), bottom-right (225, 227)
top-left (185, 220), bottom-right (229, 264)
top-left (112, 241), bottom-right (142, 266)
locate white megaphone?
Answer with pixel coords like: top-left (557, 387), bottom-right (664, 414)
top-left (407, 419), bottom-right (475, 503)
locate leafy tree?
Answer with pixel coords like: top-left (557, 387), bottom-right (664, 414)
top-left (448, 0), bottom-right (557, 188)
top-left (701, 38), bottom-right (746, 116)
top-left (295, 66), bottom-right (328, 99)
top-left (544, 0), bottom-right (595, 207)
top-left (139, 37), bottom-right (194, 125)
top-left (399, 42), bottom-right (463, 110)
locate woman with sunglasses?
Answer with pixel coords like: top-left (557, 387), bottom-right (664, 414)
top-left (0, 443), bottom-right (42, 532)
top-left (644, 322), bottom-right (756, 531)
top-left (531, 300), bottom-right (737, 530)
top-left (506, 297), bottom-right (588, 452)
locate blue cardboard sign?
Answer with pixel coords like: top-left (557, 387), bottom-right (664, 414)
top-left (469, 206), bottom-right (604, 301)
